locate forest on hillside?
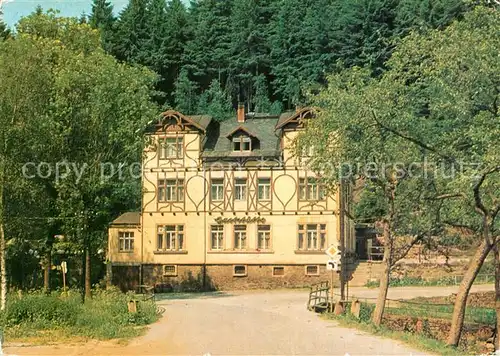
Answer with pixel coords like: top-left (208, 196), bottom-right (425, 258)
top-left (80, 0), bottom-right (476, 119)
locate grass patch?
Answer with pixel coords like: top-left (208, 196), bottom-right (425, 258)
top-left (365, 275), bottom-right (494, 288)
top-left (0, 287), bottom-right (159, 343)
top-left (323, 309), bottom-right (466, 356)
top-left (386, 304), bottom-right (495, 325)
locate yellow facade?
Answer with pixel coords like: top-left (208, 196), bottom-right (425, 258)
top-left (108, 108), bottom-right (355, 290)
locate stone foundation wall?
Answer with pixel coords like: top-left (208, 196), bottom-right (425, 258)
top-left (112, 265), bottom-right (140, 292)
top-left (114, 264), bottom-right (343, 291)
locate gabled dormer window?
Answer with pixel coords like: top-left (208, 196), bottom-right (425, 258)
top-left (233, 136), bottom-right (251, 152)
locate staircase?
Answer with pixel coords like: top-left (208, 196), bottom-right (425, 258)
top-left (348, 261), bottom-right (384, 287)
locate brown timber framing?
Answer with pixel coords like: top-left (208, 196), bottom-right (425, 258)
top-left (145, 166), bottom-right (333, 214)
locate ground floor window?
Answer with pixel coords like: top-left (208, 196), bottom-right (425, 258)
top-left (233, 265), bottom-right (247, 276)
top-left (272, 266), bottom-right (285, 276)
top-left (118, 231), bottom-right (134, 252)
top-left (297, 224), bottom-right (326, 251)
top-left (163, 265), bottom-right (177, 276)
top-left (157, 225), bottom-right (184, 251)
top-left (211, 225), bottom-right (224, 250)
top-left (257, 225), bottom-right (271, 250)
top-left (305, 265), bottom-right (320, 276)
top-left (234, 225), bottom-right (247, 250)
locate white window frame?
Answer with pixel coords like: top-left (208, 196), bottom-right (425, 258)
top-left (157, 225), bottom-right (185, 251)
top-left (298, 224), bottom-right (326, 251)
top-left (258, 178), bottom-right (271, 201)
top-left (158, 179), bottom-right (184, 202)
top-left (211, 179), bottom-right (224, 201)
top-left (163, 265), bottom-right (178, 276)
top-left (211, 225), bottom-right (224, 250)
top-left (233, 136), bottom-right (251, 152)
top-left (234, 225), bottom-right (247, 250)
top-left (233, 265), bottom-right (247, 277)
top-left (118, 231), bottom-right (134, 252)
top-left (160, 137), bottom-right (184, 159)
top-left (234, 178), bottom-right (247, 201)
top-left (299, 178), bottom-right (325, 201)
top-left (257, 224), bottom-right (271, 250)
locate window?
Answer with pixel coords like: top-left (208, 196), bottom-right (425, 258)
top-left (211, 179), bottom-right (224, 201)
top-left (163, 265), bottom-right (177, 276)
top-left (118, 232), bottom-right (134, 252)
top-left (258, 178), bottom-right (271, 201)
top-left (272, 266), bottom-right (285, 276)
top-left (305, 265), bottom-right (320, 276)
top-left (299, 178), bottom-right (326, 201)
top-left (257, 225), bottom-right (271, 250)
top-left (234, 178), bottom-right (247, 201)
top-left (297, 224), bottom-right (326, 251)
top-left (233, 136), bottom-right (251, 152)
top-left (233, 265), bottom-right (247, 276)
top-left (234, 225), bottom-right (247, 250)
top-left (157, 225), bottom-right (184, 251)
top-left (160, 137), bottom-right (183, 159)
top-left (158, 179), bottom-right (184, 202)
top-left (211, 225), bottom-right (224, 250)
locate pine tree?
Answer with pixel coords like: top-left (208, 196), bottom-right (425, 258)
top-left (0, 21), bottom-right (9, 41)
top-left (395, 0), bottom-right (467, 34)
top-left (269, 0), bottom-right (326, 107)
top-left (252, 74), bottom-right (272, 113)
top-left (229, 0), bottom-right (272, 105)
top-left (112, 0), bottom-right (149, 63)
top-left (198, 79), bottom-right (233, 120)
top-left (329, 0), bottom-right (399, 75)
top-left (183, 0), bottom-right (232, 91)
top-left (89, 0), bottom-right (115, 52)
top-left (174, 68), bottom-right (199, 114)
top-left (0, 5), bottom-right (9, 41)
top-left (163, 0), bottom-right (190, 101)
top-left (144, 0), bottom-right (168, 73)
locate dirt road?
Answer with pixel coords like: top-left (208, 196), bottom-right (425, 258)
top-left (5, 285), bottom-right (493, 356)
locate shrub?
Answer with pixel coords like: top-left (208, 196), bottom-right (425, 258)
top-left (2, 291), bottom-right (81, 327)
top-left (0, 287), bottom-right (159, 340)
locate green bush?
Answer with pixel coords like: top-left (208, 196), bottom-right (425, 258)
top-left (2, 291), bottom-right (81, 327)
top-left (0, 287), bottom-right (159, 340)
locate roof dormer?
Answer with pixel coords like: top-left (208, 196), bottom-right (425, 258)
top-left (225, 126), bottom-right (259, 153)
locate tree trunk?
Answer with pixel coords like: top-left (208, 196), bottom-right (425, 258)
top-left (372, 220), bottom-right (392, 326)
top-left (0, 222), bottom-right (6, 311)
top-left (494, 243), bottom-right (500, 351)
top-left (85, 243), bottom-right (91, 299)
top-left (43, 249), bottom-right (51, 294)
top-left (447, 238), bottom-right (492, 346)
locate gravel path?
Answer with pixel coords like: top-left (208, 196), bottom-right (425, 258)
top-left (5, 285), bottom-right (493, 356)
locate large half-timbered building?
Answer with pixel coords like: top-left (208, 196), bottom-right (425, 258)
top-left (108, 106), bottom-right (354, 290)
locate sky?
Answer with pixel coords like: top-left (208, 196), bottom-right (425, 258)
top-left (2, 0), bottom-right (128, 27)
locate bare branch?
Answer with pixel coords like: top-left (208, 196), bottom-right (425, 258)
top-left (370, 110), bottom-right (455, 162)
top-left (473, 167), bottom-right (499, 217)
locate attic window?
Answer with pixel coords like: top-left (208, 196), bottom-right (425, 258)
top-left (233, 136), bottom-right (251, 152)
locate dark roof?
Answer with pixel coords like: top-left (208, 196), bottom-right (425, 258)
top-left (275, 107), bottom-right (319, 129)
top-left (190, 115), bottom-right (213, 131)
top-left (110, 212), bottom-right (141, 226)
top-left (225, 125), bottom-right (259, 138)
top-left (202, 114), bottom-right (281, 158)
top-left (276, 111), bottom-right (295, 129)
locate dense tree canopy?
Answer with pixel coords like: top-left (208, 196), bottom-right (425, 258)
top-left (62, 0), bottom-right (475, 111)
top-left (298, 4), bottom-right (499, 343)
top-left (0, 11), bottom-right (158, 297)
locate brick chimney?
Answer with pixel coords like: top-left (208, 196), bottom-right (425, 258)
top-left (237, 103), bottom-right (245, 123)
